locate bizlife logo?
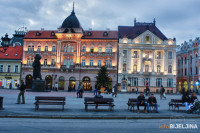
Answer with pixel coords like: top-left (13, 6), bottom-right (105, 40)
top-left (159, 123), bottom-right (198, 130)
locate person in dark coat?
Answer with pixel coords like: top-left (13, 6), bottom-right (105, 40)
top-left (160, 85), bottom-right (166, 100)
top-left (137, 93), bottom-right (147, 113)
top-left (191, 92), bottom-right (198, 103)
top-left (147, 94), bottom-right (158, 113)
top-left (182, 92), bottom-right (192, 111)
top-left (17, 80), bottom-right (26, 104)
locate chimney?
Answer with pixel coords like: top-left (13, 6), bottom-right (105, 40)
top-left (89, 28), bottom-right (92, 31)
top-left (41, 28), bottom-right (44, 31)
top-left (106, 28), bottom-right (110, 31)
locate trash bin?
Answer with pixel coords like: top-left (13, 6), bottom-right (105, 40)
top-left (0, 97), bottom-right (3, 110)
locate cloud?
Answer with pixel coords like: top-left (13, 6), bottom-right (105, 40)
top-left (0, 0), bottom-right (200, 45)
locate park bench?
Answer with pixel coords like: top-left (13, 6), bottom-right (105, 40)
top-left (35, 96), bottom-right (66, 111)
top-left (168, 99), bottom-right (185, 111)
top-left (127, 98), bottom-right (158, 112)
top-left (84, 97), bottom-right (115, 111)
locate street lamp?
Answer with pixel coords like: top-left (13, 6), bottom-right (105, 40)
top-left (0, 33), bottom-right (10, 53)
top-left (0, 41), bottom-right (8, 53)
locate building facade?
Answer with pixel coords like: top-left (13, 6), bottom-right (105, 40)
top-left (21, 6), bottom-right (118, 91)
top-left (176, 37), bottom-right (200, 93)
top-left (0, 46), bottom-right (23, 89)
top-left (118, 19), bottom-right (177, 93)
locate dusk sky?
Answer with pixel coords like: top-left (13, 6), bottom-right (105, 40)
top-left (0, 0), bottom-right (200, 45)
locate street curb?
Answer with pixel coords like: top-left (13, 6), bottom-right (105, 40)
top-left (0, 115), bottom-right (200, 119)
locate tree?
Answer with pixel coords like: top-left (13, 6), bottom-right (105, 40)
top-left (96, 66), bottom-right (110, 87)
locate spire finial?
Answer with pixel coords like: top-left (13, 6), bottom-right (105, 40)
top-left (71, 2), bottom-right (75, 15)
top-left (153, 18), bottom-right (156, 25)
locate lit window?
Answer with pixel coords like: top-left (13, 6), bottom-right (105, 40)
top-left (98, 47), bottom-right (102, 53)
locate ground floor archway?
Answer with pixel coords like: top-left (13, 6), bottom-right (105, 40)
top-left (45, 75), bottom-right (52, 90)
top-left (58, 76), bottom-right (65, 90)
top-left (69, 77), bottom-right (76, 91)
top-left (82, 76), bottom-right (91, 90)
top-left (25, 74), bottom-right (32, 89)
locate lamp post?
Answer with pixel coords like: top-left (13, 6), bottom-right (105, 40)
top-left (0, 41), bottom-right (8, 53)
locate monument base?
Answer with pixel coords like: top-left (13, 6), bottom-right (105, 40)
top-left (31, 80), bottom-right (47, 92)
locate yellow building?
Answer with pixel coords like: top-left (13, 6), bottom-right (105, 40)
top-left (0, 46), bottom-right (23, 89)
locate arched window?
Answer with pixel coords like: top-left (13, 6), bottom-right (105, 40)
top-left (168, 65), bottom-right (172, 73)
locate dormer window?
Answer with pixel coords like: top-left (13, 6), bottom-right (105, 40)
top-left (87, 32), bottom-right (92, 36)
top-left (51, 32), bottom-right (55, 36)
top-left (5, 54), bottom-right (8, 56)
top-left (103, 32), bottom-right (108, 36)
top-left (15, 54), bottom-right (18, 56)
top-left (36, 32), bottom-right (41, 36)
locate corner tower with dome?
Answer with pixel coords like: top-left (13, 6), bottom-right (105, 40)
top-left (21, 4), bottom-right (118, 91)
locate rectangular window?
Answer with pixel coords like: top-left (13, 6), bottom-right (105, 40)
top-left (144, 78), bottom-right (150, 86)
top-left (133, 65), bottom-right (137, 72)
top-left (51, 59), bottom-right (55, 66)
top-left (0, 65), bottom-right (3, 72)
top-left (37, 46), bottom-right (41, 52)
top-left (133, 51), bottom-right (138, 58)
top-left (167, 79), bottom-right (173, 87)
top-left (82, 59), bottom-right (85, 67)
top-left (123, 50), bottom-right (127, 58)
top-left (70, 59), bottom-right (73, 65)
top-left (31, 46), bottom-right (34, 52)
top-left (7, 65), bottom-right (11, 72)
top-left (105, 60), bottom-right (109, 67)
top-left (71, 46), bottom-right (74, 52)
top-left (145, 65), bottom-right (149, 72)
top-left (90, 47), bottom-right (94, 53)
top-left (44, 59), bottom-right (47, 66)
top-left (67, 46), bottom-right (71, 52)
top-left (156, 78), bottom-right (162, 87)
top-left (157, 51), bottom-right (161, 59)
top-left (98, 60), bottom-right (101, 67)
top-left (14, 65), bottom-right (18, 73)
top-left (132, 78), bottom-right (138, 86)
top-left (168, 65), bottom-right (172, 73)
top-left (90, 60), bottom-right (93, 67)
top-left (45, 46), bottom-right (48, 52)
top-left (67, 59), bottom-right (70, 68)
top-left (28, 46), bottom-right (31, 52)
top-left (52, 46), bottom-right (56, 52)
top-left (168, 51), bottom-right (172, 59)
top-left (109, 60), bottom-right (112, 67)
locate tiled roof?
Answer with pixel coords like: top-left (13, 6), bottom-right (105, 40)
top-left (24, 30), bottom-right (57, 39)
top-left (0, 46), bottom-right (23, 60)
top-left (118, 24), bottom-right (167, 40)
top-left (83, 31), bottom-right (118, 39)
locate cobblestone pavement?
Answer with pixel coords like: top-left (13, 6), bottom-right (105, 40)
top-left (0, 89), bottom-right (200, 118)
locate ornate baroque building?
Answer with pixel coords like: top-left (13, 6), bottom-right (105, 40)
top-left (118, 19), bottom-right (177, 93)
top-left (176, 37), bottom-right (200, 93)
top-left (21, 6), bottom-right (118, 90)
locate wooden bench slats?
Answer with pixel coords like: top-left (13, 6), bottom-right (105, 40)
top-left (35, 96), bottom-right (65, 111)
top-left (168, 99), bottom-right (185, 111)
top-left (84, 97), bottom-right (114, 111)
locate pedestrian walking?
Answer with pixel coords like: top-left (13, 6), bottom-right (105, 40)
top-left (114, 84), bottom-right (118, 97)
top-left (136, 87), bottom-right (138, 95)
top-left (9, 82), bottom-right (12, 89)
top-left (55, 82), bottom-right (58, 91)
top-left (17, 80), bottom-right (26, 104)
top-left (160, 85), bottom-right (166, 100)
top-left (94, 84), bottom-right (97, 96)
top-left (79, 82), bottom-right (84, 98)
top-left (112, 87), bottom-right (115, 97)
top-left (77, 83), bottom-right (80, 98)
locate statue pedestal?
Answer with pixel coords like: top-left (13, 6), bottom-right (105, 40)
top-left (32, 80), bottom-right (47, 92)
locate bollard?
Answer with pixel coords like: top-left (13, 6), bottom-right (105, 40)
top-left (0, 97), bottom-right (3, 110)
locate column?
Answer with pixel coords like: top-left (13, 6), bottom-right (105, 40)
top-left (57, 40), bottom-right (61, 64)
top-left (140, 50), bottom-right (143, 74)
top-left (163, 50), bottom-right (167, 73)
top-left (128, 49), bottom-right (131, 73)
top-left (152, 50), bottom-right (155, 73)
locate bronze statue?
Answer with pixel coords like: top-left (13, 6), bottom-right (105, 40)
top-left (32, 54), bottom-right (42, 80)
